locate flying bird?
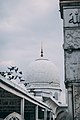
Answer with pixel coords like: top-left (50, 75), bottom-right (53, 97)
top-left (15, 68), bottom-right (18, 73)
top-left (24, 83), bottom-right (29, 86)
top-left (8, 76), bottom-right (12, 80)
top-left (8, 66), bottom-right (16, 71)
top-left (18, 76), bottom-right (22, 80)
top-left (19, 71), bottom-right (22, 74)
top-left (14, 75), bottom-right (18, 79)
top-left (11, 76), bottom-right (14, 79)
top-left (20, 79), bottom-right (25, 82)
top-left (6, 71), bottom-right (13, 75)
top-left (0, 72), bottom-right (6, 77)
top-left (8, 76), bottom-right (14, 80)
top-left (11, 66), bottom-right (16, 69)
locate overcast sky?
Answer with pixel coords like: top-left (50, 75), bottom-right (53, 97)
top-left (0, 0), bottom-right (64, 86)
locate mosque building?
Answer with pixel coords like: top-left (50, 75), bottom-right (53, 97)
top-left (0, 46), bottom-right (67, 120)
top-left (0, 0), bottom-right (79, 119)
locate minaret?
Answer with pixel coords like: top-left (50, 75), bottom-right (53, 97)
top-left (59, 0), bottom-right (80, 119)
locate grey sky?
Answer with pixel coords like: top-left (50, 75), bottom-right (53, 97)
top-left (0, 0), bottom-right (64, 86)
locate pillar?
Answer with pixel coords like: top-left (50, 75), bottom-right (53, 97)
top-left (49, 111), bottom-right (52, 120)
top-left (44, 109), bottom-right (47, 120)
top-left (68, 86), bottom-right (73, 116)
top-left (35, 105), bottom-right (38, 120)
top-left (21, 98), bottom-right (24, 118)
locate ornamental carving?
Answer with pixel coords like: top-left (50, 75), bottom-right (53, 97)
top-left (65, 51), bottom-right (80, 82)
top-left (64, 29), bottom-right (80, 49)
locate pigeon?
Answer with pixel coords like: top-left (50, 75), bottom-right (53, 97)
top-left (6, 71), bottom-right (13, 75)
top-left (8, 66), bottom-right (16, 71)
top-left (14, 75), bottom-right (18, 79)
top-left (24, 83), bottom-right (29, 86)
top-left (11, 76), bottom-right (14, 79)
top-left (19, 71), bottom-right (22, 74)
top-left (8, 76), bottom-right (12, 80)
top-left (0, 72), bottom-right (6, 77)
top-left (15, 68), bottom-right (18, 73)
top-left (20, 79), bottom-right (25, 82)
top-left (18, 76), bottom-right (22, 80)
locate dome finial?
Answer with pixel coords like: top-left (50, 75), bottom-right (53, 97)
top-left (41, 42), bottom-right (43, 57)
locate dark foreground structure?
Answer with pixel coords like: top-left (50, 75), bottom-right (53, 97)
top-left (0, 75), bottom-right (52, 120)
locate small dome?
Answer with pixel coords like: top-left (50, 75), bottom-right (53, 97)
top-left (25, 58), bottom-right (60, 86)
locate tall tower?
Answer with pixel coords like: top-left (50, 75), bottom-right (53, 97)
top-left (59, 0), bottom-right (80, 119)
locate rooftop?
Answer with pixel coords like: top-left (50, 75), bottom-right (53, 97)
top-left (25, 58), bottom-right (60, 87)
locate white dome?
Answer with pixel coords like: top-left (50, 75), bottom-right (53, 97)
top-left (25, 58), bottom-right (60, 86)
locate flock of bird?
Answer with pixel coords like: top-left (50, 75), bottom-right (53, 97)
top-left (0, 66), bottom-right (25, 83)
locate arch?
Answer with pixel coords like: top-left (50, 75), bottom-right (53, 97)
top-left (4, 112), bottom-right (24, 120)
top-left (55, 107), bottom-right (72, 120)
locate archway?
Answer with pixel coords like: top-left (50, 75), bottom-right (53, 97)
top-left (4, 112), bottom-right (24, 120)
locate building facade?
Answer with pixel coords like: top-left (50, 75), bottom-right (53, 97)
top-left (60, 0), bottom-right (80, 119)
